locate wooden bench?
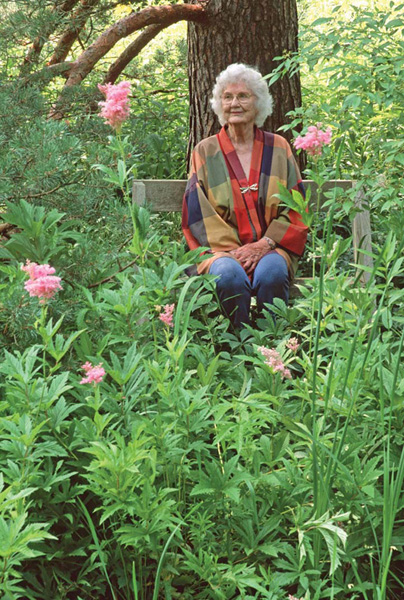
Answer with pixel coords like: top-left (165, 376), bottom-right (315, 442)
top-left (133, 179), bottom-right (373, 297)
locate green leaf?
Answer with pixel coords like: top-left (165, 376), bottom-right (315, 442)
top-left (275, 183), bottom-right (313, 227)
top-left (93, 164), bottom-right (121, 186)
top-left (385, 18), bottom-right (404, 28)
top-left (0, 513), bottom-right (56, 560)
top-left (344, 93), bottom-right (361, 109)
top-left (311, 17), bottom-right (332, 26)
top-left (361, 485), bottom-right (375, 498)
top-left (46, 372), bottom-right (72, 405)
top-left (48, 397), bottom-right (77, 429)
top-left (107, 342), bottom-right (142, 385)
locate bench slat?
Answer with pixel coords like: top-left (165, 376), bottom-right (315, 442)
top-left (352, 187), bottom-right (373, 285)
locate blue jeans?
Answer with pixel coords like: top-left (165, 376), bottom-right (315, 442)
top-left (209, 252), bottom-right (289, 328)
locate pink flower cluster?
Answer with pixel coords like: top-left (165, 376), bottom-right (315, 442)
top-left (80, 361), bottom-right (106, 385)
top-left (98, 81), bottom-right (131, 130)
top-left (258, 346), bottom-right (292, 380)
top-left (286, 337), bottom-right (300, 352)
top-left (159, 303), bottom-right (175, 327)
top-left (21, 260), bottom-right (62, 304)
top-left (294, 124), bottom-right (332, 156)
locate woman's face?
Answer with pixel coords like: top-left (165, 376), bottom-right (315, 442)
top-left (221, 82), bottom-right (258, 127)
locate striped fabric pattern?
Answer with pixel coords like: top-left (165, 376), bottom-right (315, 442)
top-left (182, 126), bottom-right (308, 276)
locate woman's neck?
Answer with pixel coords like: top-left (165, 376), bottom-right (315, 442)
top-left (227, 123), bottom-right (255, 147)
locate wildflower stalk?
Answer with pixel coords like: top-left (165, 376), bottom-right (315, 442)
top-left (310, 138), bottom-right (344, 569)
top-left (151, 318), bottom-right (158, 360)
top-left (96, 80), bottom-right (149, 262)
top-left (293, 125), bottom-right (332, 358)
top-left (21, 260), bottom-right (63, 424)
top-left (307, 164), bottom-right (325, 360)
top-left (36, 304), bottom-right (48, 380)
top-left (116, 130), bottom-right (143, 257)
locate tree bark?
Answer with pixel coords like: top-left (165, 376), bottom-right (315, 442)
top-left (19, 0), bottom-right (80, 75)
top-left (47, 0), bottom-right (101, 67)
top-left (104, 23), bottom-right (166, 84)
top-left (187, 0), bottom-right (304, 168)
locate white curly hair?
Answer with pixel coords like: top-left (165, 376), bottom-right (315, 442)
top-left (210, 63), bottom-right (273, 127)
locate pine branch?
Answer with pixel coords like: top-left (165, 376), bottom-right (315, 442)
top-left (103, 22), bottom-right (166, 84)
top-left (20, 61), bottom-right (74, 86)
top-left (61, 3), bottom-right (206, 89)
top-left (19, 0), bottom-right (80, 75)
top-left (7, 178), bottom-right (84, 201)
top-left (49, 3), bottom-right (206, 119)
top-left (47, 0), bottom-right (101, 67)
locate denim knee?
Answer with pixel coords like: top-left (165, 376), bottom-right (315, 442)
top-left (209, 257), bottom-right (251, 326)
top-left (253, 252), bottom-right (289, 307)
top-left (209, 257), bottom-right (250, 296)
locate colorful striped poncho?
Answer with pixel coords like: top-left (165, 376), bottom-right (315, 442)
top-left (182, 126), bottom-right (308, 277)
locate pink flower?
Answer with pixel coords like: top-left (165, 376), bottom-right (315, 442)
top-left (294, 124), bottom-right (332, 156)
top-left (258, 346), bottom-right (292, 380)
top-left (159, 303), bottom-right (175, 327)
top-left (80, 361), bottom-right (106, 385)
top-left (286, 337), bottom-right (300, 352)
top-left (98, 81), bottom-right (131, 130)
top-left (21, 260), bottom-right (56, 279)
top-left (21, 260), bottom-right (62, 304)
top-left (24, 277), bottom-right (63, 303)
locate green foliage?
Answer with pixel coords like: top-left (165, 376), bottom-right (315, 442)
top-left (1, 184), bottom-right (404, 598)
top-left (0, 200), bottom-right (81, 263)
top-left (127, 33), bottom-right (189, 179)
top-left (0, 1), bottom-right (404, 598)
top-left (0, 83), bottom-right (115, 222)
top-left (270, 2), bottom-right (404, 235)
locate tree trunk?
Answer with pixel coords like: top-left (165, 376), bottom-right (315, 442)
top-left (187, 0), bottom-right (303, 168)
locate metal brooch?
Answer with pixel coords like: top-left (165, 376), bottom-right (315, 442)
top-left (240, 183), bottom-right (259, 194)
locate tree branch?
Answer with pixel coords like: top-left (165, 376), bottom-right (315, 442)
top-left (64, 3), bottom-right (206, 88)
top-left (19, 0), bottom-right (80, 75)
top-left (47, 0), bottom-right (101, 67)
top-left (48, 3), bottom-right (206, 120)
top-left (87, 259), bottom-right (138, 288)
top-left (6, 178), bottom-right (84, 201)
top-left (103, 22), bottom-right (166, 84)
top-left (21, 61), bottom-right (74, 86)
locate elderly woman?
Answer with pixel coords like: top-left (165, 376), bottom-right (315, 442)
top-left (182, 63), bottom-right (308, 328)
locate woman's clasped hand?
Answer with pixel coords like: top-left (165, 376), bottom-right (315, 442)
top-left (230, 239), bottom-right (273, 275)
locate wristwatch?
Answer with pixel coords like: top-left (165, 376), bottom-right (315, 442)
top-left (263, 236), bottom-right (276, 250)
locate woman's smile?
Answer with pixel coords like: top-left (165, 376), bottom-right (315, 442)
top-left (222, 83), bottom-right (258, 126)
